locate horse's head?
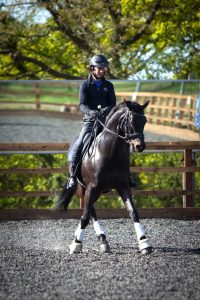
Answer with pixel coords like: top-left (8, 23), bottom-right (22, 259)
top-left (120, 99), bottom-right (150, 152)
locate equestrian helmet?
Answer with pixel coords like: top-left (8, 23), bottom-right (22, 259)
top-left (90, 55), bottom-right (109, 68)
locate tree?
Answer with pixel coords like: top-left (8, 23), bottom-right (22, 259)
top-left (0, 0), bottom-right (199, 79)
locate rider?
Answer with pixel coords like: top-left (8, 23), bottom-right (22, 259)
top-left (67, 54), bottom-right (116, 188)
top-left (67, 54), bottom-right (136, 189)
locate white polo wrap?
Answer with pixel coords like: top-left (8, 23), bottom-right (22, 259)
top-left (93, 220), bottom-right (105, 236)
top-left (134, 222), bottom-right (146, 241)
top-left (75, 223), bottom-right (85, 242)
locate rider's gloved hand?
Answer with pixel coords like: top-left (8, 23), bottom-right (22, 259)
top-left (87, 109), bottom-right (99, 118)
top-left (99, 107), bottom-right (109, 118)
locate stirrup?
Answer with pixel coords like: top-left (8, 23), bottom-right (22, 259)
top-left (67, 176), bottom-right (77, 189)
top-left (129, 178), bottom-right (137, 188)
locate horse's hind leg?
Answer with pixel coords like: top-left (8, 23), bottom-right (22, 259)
top-left (69, 185), bottom-right (101, 254)
top-left (68, 185), bottom-right (85, 254)
top-left (90, 206), bottom-right (110, 253)
top-left (117, 187), bottom-right (152, 255)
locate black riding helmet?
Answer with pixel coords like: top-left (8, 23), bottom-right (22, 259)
top-left (90, 55), bottom-right (109, 68)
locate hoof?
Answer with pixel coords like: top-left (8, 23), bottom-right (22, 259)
top-left (100, 241), bottom-right (110, 253)
top-left (69, 240), bottom-right (82, 254)
top-left (141, 247), bottom-right (153, 255)
top-left (139, 238), bottom-right (153, 255)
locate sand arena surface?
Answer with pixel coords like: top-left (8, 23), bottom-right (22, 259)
top-left (0, 113), bottom-right (194, 143)
top-left (0, 218), bottom-right (200, 299)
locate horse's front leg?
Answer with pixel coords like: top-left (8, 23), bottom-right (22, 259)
top-left (69, 184), bottom-right (101, 254)
top-left (117, 187), bottom-right (153, 255)
top-left (90, 206), bottom-right (110, 253)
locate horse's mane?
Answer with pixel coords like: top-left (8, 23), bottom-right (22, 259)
top-left (108, 102), bottom-right (126, 116)
top-left (105, 102), bottom-right (127, 125)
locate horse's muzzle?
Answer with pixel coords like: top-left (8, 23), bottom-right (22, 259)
top-left (130, 139), bottom-right (145, 153)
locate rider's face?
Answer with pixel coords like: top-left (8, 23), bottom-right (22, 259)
top-left (93, 67), bottom-right (107, 79)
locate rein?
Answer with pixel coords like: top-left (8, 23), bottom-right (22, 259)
top-left (96, 117), bottom-right (128, 142)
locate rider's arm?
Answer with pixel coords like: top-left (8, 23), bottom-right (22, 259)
top-left (79, 82), bottom-right (90, 114)
top-left (79, 82), bottom-right (98, 117)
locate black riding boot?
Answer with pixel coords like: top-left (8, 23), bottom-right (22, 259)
top-left (67, 164), bottom-right (78, 189)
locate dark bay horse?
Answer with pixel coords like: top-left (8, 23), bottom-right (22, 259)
top-left (57, 100), bottom-right (152, 255)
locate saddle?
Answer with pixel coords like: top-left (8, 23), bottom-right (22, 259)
top-left (81, 121), bottom-right (102, 159)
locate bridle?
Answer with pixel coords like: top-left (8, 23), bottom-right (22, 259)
top-left (117, 109), bottom-right (145, 141)
top-left (96, 109), bottom-right (146, 144)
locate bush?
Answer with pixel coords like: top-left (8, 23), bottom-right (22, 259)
top-left (0, 152), bottom-right (199, 208)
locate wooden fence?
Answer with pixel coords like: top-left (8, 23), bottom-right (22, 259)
top-left (0, 142), bottom-right (200, 209)
top-left (117, 92), bottom-right (197, 130)
top-left (0, 82), bottom-right (198, 130)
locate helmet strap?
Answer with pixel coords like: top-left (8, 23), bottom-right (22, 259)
top-left (93, 73), bottom-right (100, 80)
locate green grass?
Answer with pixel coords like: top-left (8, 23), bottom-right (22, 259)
top-left (112, 81), bottom-right (137, 92)
top-left (140, 81), bottom-right (199, 94)
top-left (113, 81), bottom-right (200, 94)
top-left (40, 95), bottom-right (78, 103)
top-left (0, 81), bottom-right (199, 106)
top-left (0, 82), bottom-right (79, 104)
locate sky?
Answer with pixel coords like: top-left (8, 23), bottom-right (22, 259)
top-left (1, 0), bottom-right (51, 23)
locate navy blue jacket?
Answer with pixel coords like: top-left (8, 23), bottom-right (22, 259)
top-left (79, 74), bottom-right (116, 121)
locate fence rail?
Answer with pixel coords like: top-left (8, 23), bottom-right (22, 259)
top-left (1, 208), bottom-right (200, 221)
top-left (0, 142), bottom-right (200, 210)
top-left (0, 81), bottom-right (198, 130)
top-left (117, 92), bottom-right (197, 130)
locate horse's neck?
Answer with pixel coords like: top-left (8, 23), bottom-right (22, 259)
top-left (105, 110), bottom-right (124, 132)
top-left (98, 109), bottom-right (127, 150)
top-left (89, 108), bottom-right (129, 161)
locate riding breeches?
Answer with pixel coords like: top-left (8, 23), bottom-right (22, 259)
top-left (68, 121), bottom-right (95, 165)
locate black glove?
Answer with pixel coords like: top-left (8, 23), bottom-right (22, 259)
top-left (86, 109), bottom-right (99, 118)
top-left (99, 107), bottom-right (109, 118)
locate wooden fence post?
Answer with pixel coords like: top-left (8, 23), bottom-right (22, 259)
top-left (182, 149), bottom-right (195, 207)
top-left (189, 96), bottom-right (193, 130)
top-left (34, 82), bottom-right (41, 109)
top-left (80, 198), bottom-right (84, 209)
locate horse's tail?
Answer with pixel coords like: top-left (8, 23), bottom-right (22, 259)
top-left (56, 181), bottom-right (77, 210)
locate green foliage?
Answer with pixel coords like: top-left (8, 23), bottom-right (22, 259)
top-left (0, 0), bottom-right (199, 79)
top-left (132, 153), bottom-right (181, 207)
top-left (0, 152), bottom-right (199, 209)
top-left (131, 152), bottom-right (200, 207)
top-left (0, 154), bottom-right (67, 208)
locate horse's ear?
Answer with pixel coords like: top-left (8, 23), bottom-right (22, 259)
top-left (142, 100), bottom-right (150, 110)
top-left (124, 99), bottom-right (132, 110)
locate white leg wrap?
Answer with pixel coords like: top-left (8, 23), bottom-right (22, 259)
top-left (69, 240), bottom-right (82, 254)
top-left (75, 223), bottom-right (85, 242)
top-left (134, 222), bottom-right (146, 241)
top-left (93, 220), bottom-right (105, 236)
top-left (139, 238), bottom-right (152, 251)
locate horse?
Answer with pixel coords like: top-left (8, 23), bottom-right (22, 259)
top-left (57, 99), bottom-right (152, 255)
